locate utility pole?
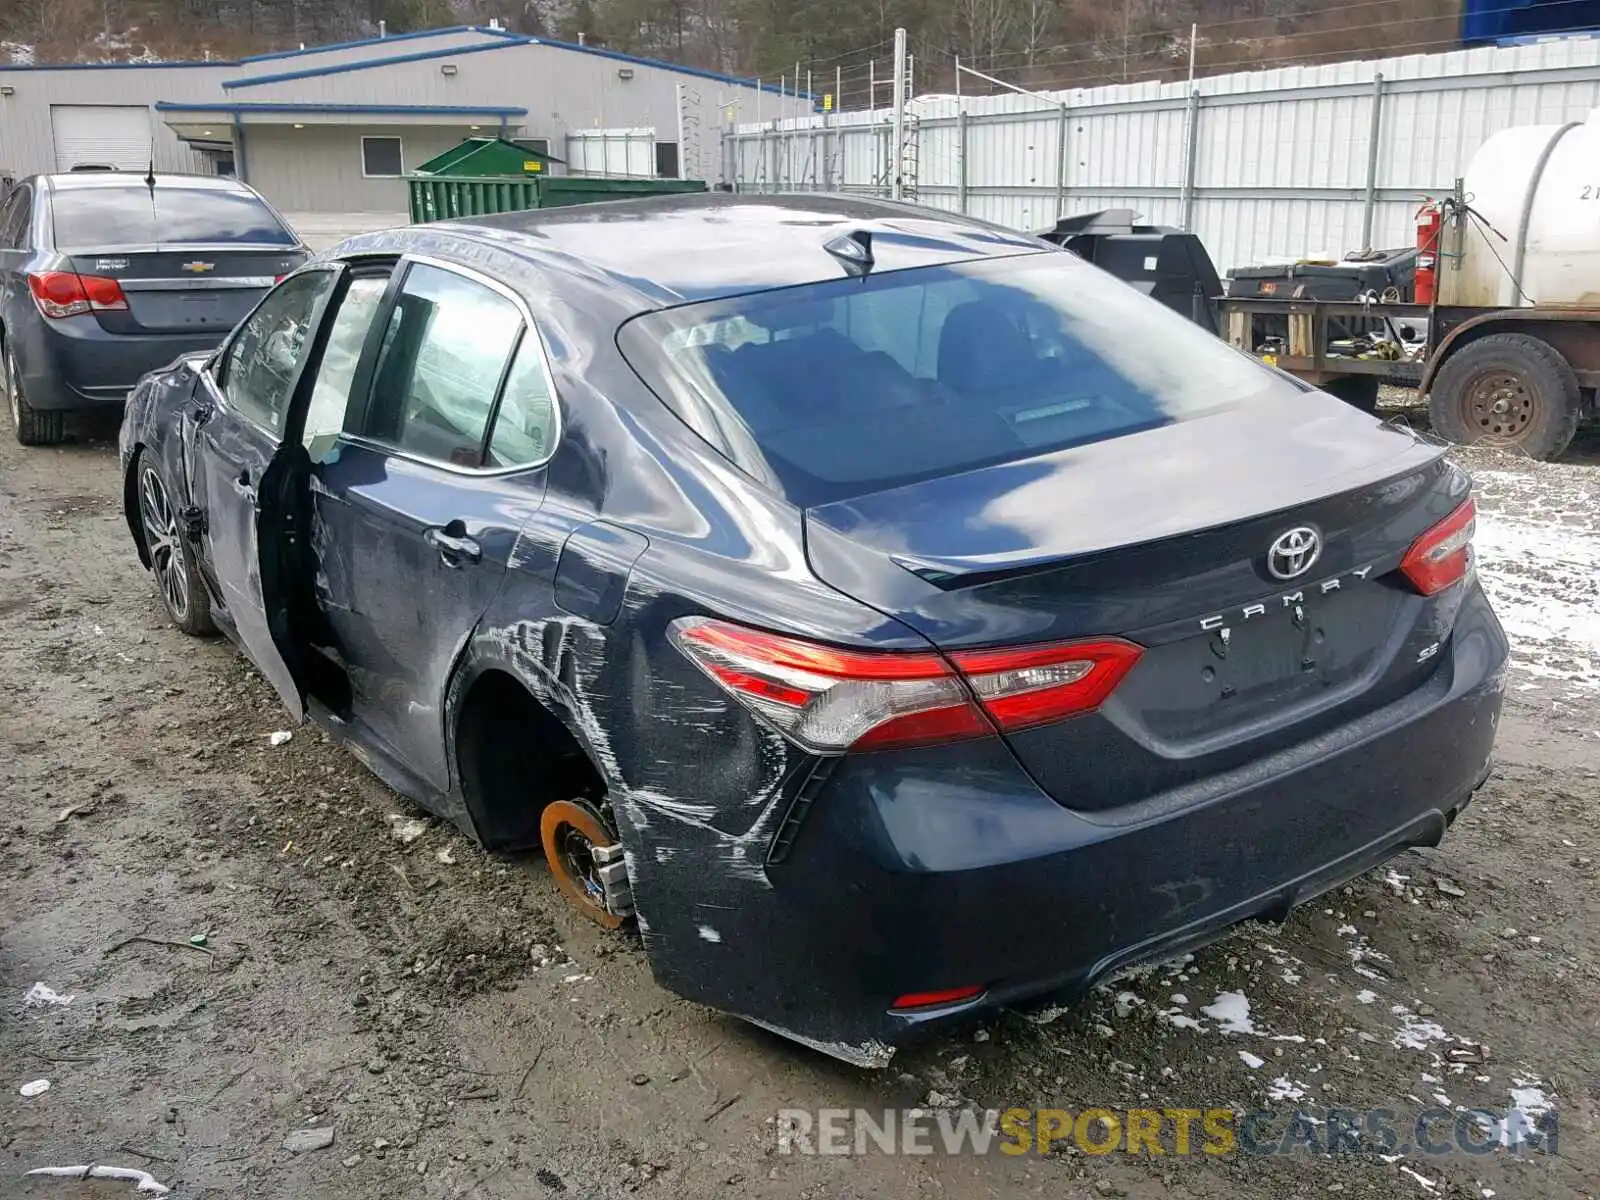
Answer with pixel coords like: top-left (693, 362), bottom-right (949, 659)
top-left (890, 27), bottom-right (907, 200)
top-left (1122, 0), bottom-right (1131, 83)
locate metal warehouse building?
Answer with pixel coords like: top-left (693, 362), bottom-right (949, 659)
top-left (0, 25), bottom-right (810, 214)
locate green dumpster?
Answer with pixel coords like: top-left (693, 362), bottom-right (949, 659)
top-left (406, 137), bottom-right (707, 224)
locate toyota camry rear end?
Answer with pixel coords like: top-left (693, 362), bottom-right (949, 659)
top-left (468, 197), bottom-right (1507, 1065)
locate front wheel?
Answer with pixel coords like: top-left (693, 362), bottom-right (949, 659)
top-left (134, 451), bottom-right (216, 637)
top-left (3, 343), bottom-right (65, 447)
top-left (1428, 332), bottom-right (1581, 460)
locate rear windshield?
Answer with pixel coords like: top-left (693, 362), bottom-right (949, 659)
top-left (618, 251), bottom-right (1293, 506)
top-left (51, 186), bottom-right (294, 249)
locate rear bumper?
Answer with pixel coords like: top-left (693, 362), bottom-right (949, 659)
top-left (628, 583), bottom-right (1507, 1063)
top-left (14, 315), bottom-right (223, 411)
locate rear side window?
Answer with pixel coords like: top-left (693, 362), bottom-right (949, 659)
top-left (51, 186), bottom-right (294, 249)
top-left (360, 262), bottom-right (523, 467)
top-left (618, 251), bottom-right (1285, 506)
top-left (485, 335), bottom-right (558, 467)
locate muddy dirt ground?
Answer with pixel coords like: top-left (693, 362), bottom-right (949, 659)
top-left (2, 397), bottom-right (1598, 1200)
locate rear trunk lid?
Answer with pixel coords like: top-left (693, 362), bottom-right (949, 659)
top-left (68, 249), bottom-right (304, 335)
top-left (803, 394), bottom-right (1468, 810)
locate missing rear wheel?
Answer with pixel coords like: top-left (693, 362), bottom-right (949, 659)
top-left (539, 798), bottom-right (631, 930)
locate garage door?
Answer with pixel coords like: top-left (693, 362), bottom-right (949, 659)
top-left (51, 106), bottom-right (153, 172)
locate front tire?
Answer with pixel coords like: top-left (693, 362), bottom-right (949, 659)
top-left (1428, 332), bottom-right (1581, 460)
top-left (3, 342), bottom-right (65, 447)
top-left (134, 451), bottom-right (216, 637)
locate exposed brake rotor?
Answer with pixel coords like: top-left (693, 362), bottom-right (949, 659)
top-left (539, 798), bottom-right (632, 930)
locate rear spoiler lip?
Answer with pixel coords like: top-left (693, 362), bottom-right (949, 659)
top-left (807, 433), bottom-right (1450, 593)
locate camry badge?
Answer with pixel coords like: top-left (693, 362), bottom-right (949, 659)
top-left (1267, 526), bottom-right (1322, 580)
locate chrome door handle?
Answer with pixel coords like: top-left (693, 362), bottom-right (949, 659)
top-left (424, 525), bottom-right (482, 565)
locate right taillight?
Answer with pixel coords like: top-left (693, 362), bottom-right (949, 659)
top-left (669, 617), bottom-right (1142, 754)
top-left (1400, 497), bottom-right (1476, 595)
top-left (27, 271), bottom-right (129, 319)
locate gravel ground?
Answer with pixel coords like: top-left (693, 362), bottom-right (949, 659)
top-left (2, 394), bottom-right (1597, 1199)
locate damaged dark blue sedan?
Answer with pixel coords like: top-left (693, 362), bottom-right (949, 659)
top-left (119, 194), bottom-right (1506, 1065)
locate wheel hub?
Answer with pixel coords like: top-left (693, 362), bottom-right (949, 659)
top-left (1463, 370), bottom-right (1535, 440)
top-left (539, 798), bottom-right (631, 929)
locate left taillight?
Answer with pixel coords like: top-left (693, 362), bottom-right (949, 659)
top-left (1400, 497), bottom-right (1476, 595)
top-left (27, 271), bottom-right (129, 318)
top-left (669, 617), bottom-right (1142, 754)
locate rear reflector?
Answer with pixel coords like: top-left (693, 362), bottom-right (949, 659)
top-left (28, 270), bottom-right (129, 318)
top-left (670, 617), bottom-right (1142, 754)
top-left (891, 984), bottom-right (986, 1012)
top-left (1399, 497), bottom-right (1476, 595)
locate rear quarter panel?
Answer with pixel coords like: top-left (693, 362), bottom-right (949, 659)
top-left (436, 262), bottom-right (937, 1044)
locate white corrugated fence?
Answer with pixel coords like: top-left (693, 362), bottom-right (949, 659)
top-left (722, 39), bottom-right (1600, 273)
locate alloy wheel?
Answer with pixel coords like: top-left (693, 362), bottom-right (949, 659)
top-left (4, 349), bottom-right (18, 432)
top-left (138, 463), bottom-right (190, 623)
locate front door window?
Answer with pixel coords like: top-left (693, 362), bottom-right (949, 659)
top-left (217, 270), bottom-right (336, 436)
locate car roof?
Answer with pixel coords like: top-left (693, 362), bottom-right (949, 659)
top-left (41, 172), bottom-right (256, 193)
top-left (420, 192), bottom-right (1052, 308)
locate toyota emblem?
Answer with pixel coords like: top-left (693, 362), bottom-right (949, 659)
top-left (1267, 526), bottom-right (1322, 580)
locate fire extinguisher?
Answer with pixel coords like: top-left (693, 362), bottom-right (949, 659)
top-left (1414, 202), bottom-right (1443, 305)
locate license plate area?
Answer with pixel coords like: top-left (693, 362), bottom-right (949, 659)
top-left (128, 290), bottom-right (256, 330)
top-left (1121, 584), bottom-right (1397, 741)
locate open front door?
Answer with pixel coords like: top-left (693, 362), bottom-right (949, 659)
top-left (192, 266), bottom-right (345, 722)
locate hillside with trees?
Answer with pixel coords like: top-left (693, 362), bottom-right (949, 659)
top-left (3, 0), bottom-right (1463, 105)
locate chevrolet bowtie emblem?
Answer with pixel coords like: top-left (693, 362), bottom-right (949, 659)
top-left (181, 261), bottom-right (215, 273)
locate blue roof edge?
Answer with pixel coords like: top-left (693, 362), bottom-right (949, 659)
top-left (1, 22), bottom-right (818, 102)
top-left (226, 32), bottom-right (817, 100)
top-left (237, 24), bottom-right (522, 64)
top-left (155, 100), bottom-right (527, 116)
top-left (225, 37), bottom-right (528, 88)
top-left (529, 35), bottom-right (819, 99)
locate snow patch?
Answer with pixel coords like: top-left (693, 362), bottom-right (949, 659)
top-left (1472, 469), bottom-right (1600, 689)
top-left (23, 983), bottom-right (73, 1008)
top-left (1399, 1164), bottom-right (1439, 1191)
top-left (1200, 991), bottom-right (1256, 1034)
top-left (1391, 1008), bottom-right (1451, 1050)
top-left (1510, 1080), bottom-right (1550, 1113)
top-left (1157, 1007), bottom-right (1204, 1031)
top-left (1238, 1050), bottom-right (1265, 1069)
top-left (1267, 1077), bottom-right (1307, 1101)
top-left (697, 924), bottom-right (722, 943)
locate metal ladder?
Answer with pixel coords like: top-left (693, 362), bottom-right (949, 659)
top-left (899, 112), bottom-right (920, 201)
